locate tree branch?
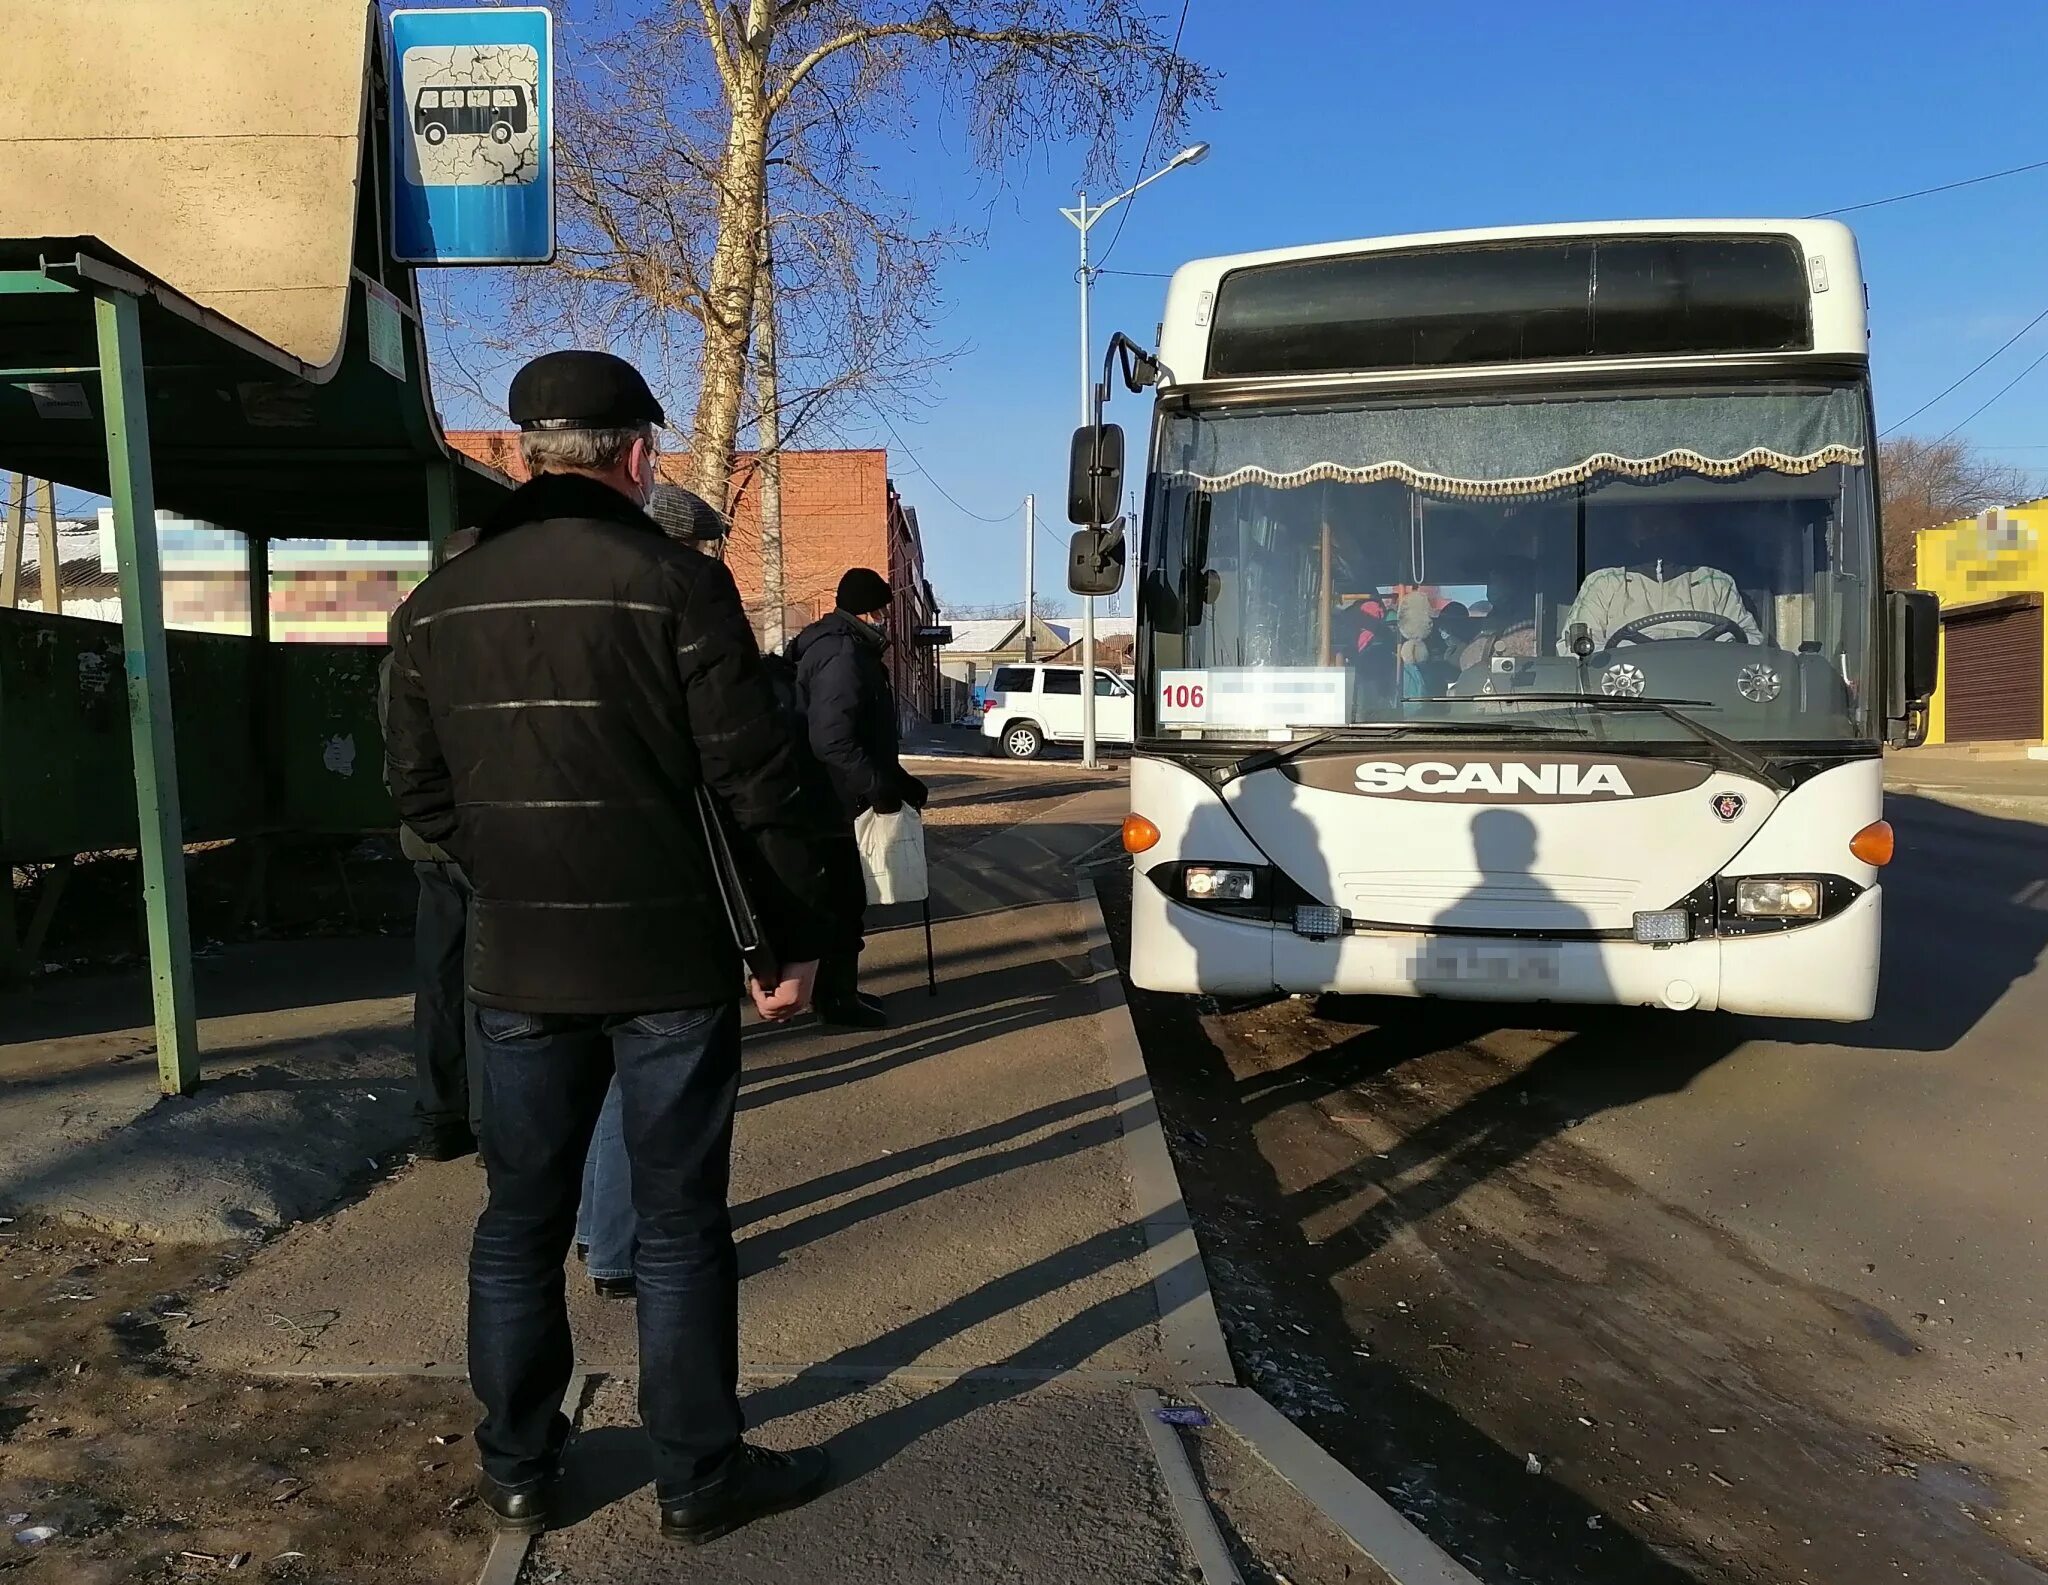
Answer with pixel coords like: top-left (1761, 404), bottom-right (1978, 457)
top-left (770, 20), bottom-right (1121, 117)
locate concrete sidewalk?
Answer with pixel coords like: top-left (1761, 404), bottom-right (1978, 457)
top-left (175, 784), bottom-right (1241, 1582)
top-left (1887, 747), bottom-right (2048, 823)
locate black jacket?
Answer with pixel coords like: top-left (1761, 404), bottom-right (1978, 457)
top-left (374, 651), bottom-right (455, 866)
top-left (383, 473), bottom-right (830, 1014)
top-left (789, 610), bottom-right (917, 819)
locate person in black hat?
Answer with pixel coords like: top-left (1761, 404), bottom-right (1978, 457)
top-left (787, 566), bottom-right (929, 1028)
top-left (383, 348), bottom-right (833, 1544)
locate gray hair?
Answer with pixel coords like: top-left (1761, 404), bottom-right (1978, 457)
top-left (518, 423), bottom-right (654, 476)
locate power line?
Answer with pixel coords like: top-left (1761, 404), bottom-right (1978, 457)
top-left (1810, 155), bottom-right (2048, 218)
top-left (1937, 342), bottom-right (2048, 442)
top-left (867, 406), bottom-right (1019, 525)
top-left (1095, 268), bottom-right (1174, 280)
top-left (1094, 0), bottom-right (1192, 272)
top-left (1880, 304), bottom-right (2048, 436)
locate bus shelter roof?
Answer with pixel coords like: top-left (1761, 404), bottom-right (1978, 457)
top-left (0, 0), bottom-right (513, 540)
top-left (0, 239), bottom-right (510, 541)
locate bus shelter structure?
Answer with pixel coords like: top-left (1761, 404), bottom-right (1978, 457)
top-left (0, 1), bottom-right (512, 1094)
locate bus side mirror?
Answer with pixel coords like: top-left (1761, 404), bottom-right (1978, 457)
top-left (1068, 423), bottom-right (1124, 526)
top-left (1886, 589), bottom-right (1939, 747)
top-left (1068, 523), bottom-right (1126, 597)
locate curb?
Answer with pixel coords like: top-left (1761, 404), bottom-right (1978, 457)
top-left (1077, 876), bottom-right (1483, 1585)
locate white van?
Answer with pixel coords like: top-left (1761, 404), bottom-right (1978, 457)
top-left (980, 664), bottom-right (1136, 759)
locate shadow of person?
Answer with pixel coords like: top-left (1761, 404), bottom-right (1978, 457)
top-left (1288, 808), bottom-right (1748, 1268)
top-left (1427, 806), bottom-right (1604, 999)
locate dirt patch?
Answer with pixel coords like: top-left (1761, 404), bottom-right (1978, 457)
top-left (0, 1215), bottom-right (486, 1583)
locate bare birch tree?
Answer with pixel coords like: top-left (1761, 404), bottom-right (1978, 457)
top-left (1879, 436), bottom-right (2034, 586)
top-left (450, 2), bottom-right (1212, 505)
top-left (675, 0), bottom-right (1212, 502)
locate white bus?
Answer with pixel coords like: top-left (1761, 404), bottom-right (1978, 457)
top-left (1066, 221), bottom-right (1939, 1021)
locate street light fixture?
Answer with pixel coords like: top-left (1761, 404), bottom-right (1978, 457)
top-left (1058, 142), bottom-right (1210, 769)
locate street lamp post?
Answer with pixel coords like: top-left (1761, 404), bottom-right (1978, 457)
top-left (1059, 142), bottom-right (1208, 769)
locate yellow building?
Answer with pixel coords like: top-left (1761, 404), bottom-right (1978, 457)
top-left (1916, 499), bottom-right (2047, 744)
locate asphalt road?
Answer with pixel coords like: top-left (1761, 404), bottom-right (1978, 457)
top-left (1113, 791), bottom-right (2048, 1585)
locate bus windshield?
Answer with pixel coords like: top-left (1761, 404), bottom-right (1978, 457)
top-left (1139, 383), bottom-right (1878, 748)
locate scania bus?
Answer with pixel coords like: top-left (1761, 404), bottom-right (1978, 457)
top-left (1067, 221), bottom-right (1939, 1021)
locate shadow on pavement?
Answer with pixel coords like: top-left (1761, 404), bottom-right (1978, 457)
top-left (0, 933), bottom-right (412, 1048)
top-left (549, 1226), bottom-right (1170, 1530)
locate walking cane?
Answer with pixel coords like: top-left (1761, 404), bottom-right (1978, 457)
top-left (922, 898), bottom-right (937, 996)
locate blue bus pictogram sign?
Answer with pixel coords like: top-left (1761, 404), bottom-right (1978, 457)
top-left (388, 7), bottom-right (554, 265)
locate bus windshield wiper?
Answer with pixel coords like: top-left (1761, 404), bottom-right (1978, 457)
top-left (1406, 693), bottom-right (1786, 791)
top-left (1230, 718), bottom-right (1576, 779)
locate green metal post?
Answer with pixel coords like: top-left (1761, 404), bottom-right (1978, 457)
top-left (426, 461), bottom-right (460, 561)
top-left (94, 288), bottom-right (201, 1095)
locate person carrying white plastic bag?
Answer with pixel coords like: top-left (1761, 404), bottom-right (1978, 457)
top-left (788, 567), bottom-right (930, 1027)
top-left (856, 803), bottom-right (927, 905)
top-left (855, 803), bottom-right (938, 996)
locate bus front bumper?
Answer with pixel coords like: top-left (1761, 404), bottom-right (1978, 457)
top-left (1130, 882), bottom-right (1881, 1023)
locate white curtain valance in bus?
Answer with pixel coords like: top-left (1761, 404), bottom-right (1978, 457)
top-left (1161, 387), bottom-right (1866, 500)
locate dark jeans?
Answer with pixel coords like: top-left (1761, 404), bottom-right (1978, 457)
top-left (468, 1001), bottom-right (743, 1496)
top-left (816, 827), bottom-right (868, 1006)
top-left (412, 861), bottom-right (482, 1135)
top-left (575, 1079), bottom-right (634, 1281)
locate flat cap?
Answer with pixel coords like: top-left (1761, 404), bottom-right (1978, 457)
top-left (508, 350), bottom-right (665, 431)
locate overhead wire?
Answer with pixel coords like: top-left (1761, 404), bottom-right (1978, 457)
top-left (865, 405), bottom-right (1020, 525)
top-left (1093, 0), bottom-right (1192, 272)
top-left (1936, 342), bottom-right (2048, 442)
top-left (1879, 304), bottom-right (2048, 436)
top-left (1810, 156), bottom-right (2048, 218)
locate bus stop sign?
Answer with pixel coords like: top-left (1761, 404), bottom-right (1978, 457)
top-left (388, 7), bottom-right (554, 265)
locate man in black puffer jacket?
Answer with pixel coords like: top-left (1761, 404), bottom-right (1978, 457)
top-left (383, 350), bottom-right (832, 1546)
top-left (788, 568), bottom-right (928, 1029)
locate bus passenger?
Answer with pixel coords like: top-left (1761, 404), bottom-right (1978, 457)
top-left (1460, 555), bottom-right (1542, 669)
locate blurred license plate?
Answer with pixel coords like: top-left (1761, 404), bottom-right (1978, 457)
top-left (1408, 940), bottom-right (1561, 987)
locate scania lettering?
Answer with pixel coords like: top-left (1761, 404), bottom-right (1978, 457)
top-left (1353, 760), bottom-right (1636, 798)
top-left (1069, 220), bottom-right (1940, 1020)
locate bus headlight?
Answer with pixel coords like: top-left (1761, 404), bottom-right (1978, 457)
top-left (1734, 878), bottom-right (1823, 919)
top-left (1183, 865), bottom-right (1257, 903)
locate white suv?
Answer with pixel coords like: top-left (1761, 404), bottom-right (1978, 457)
top-left (980, 664), bottom-right (1136, 759)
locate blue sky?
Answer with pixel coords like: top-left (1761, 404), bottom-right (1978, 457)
top-left (411, 1), bottom-right (2048, 613)
top-left (785, 0), bottom-right (2048, 611)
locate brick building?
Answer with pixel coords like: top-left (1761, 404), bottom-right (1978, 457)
top-left (446, 435), bottom-right (940, 724)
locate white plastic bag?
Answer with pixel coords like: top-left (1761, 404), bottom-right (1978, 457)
top-left (855, 805), bottom-right (928, 905)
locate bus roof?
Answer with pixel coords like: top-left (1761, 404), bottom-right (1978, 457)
top-left (1156, 219), bottom-right (1866, 388)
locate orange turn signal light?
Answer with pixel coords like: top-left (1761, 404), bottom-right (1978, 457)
top-left (1850, 820), bottom-right (1894, 867)
top-left (1122, 813), bottom-right (1161, 854)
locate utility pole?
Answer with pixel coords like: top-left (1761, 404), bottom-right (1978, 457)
top-left (1023, 492), bottom-right (1036, 662)
top-left (36, 478), bottom-right (59, 615)
top-left (1059, 145), bottom-right (1208, 772)
top-left (1076, 195), bottom-right (1098, 767)
top-left (1, 473), bottom-right (23, 609)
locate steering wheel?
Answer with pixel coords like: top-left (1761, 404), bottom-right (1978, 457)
top-left (1608, 611), bottom-right (1750, 646)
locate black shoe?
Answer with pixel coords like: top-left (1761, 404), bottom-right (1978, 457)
top-left (419, 1122), bottom-right (478, 1162)
top-left (658, 1443), bottom-right (831, 1545)
top-left (815, 995), bottom-right (888, 1031)
top-left (476, 1416), bottom-right (571, 1535)
top-left (593, 1276), bottom-right (636, 1300)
